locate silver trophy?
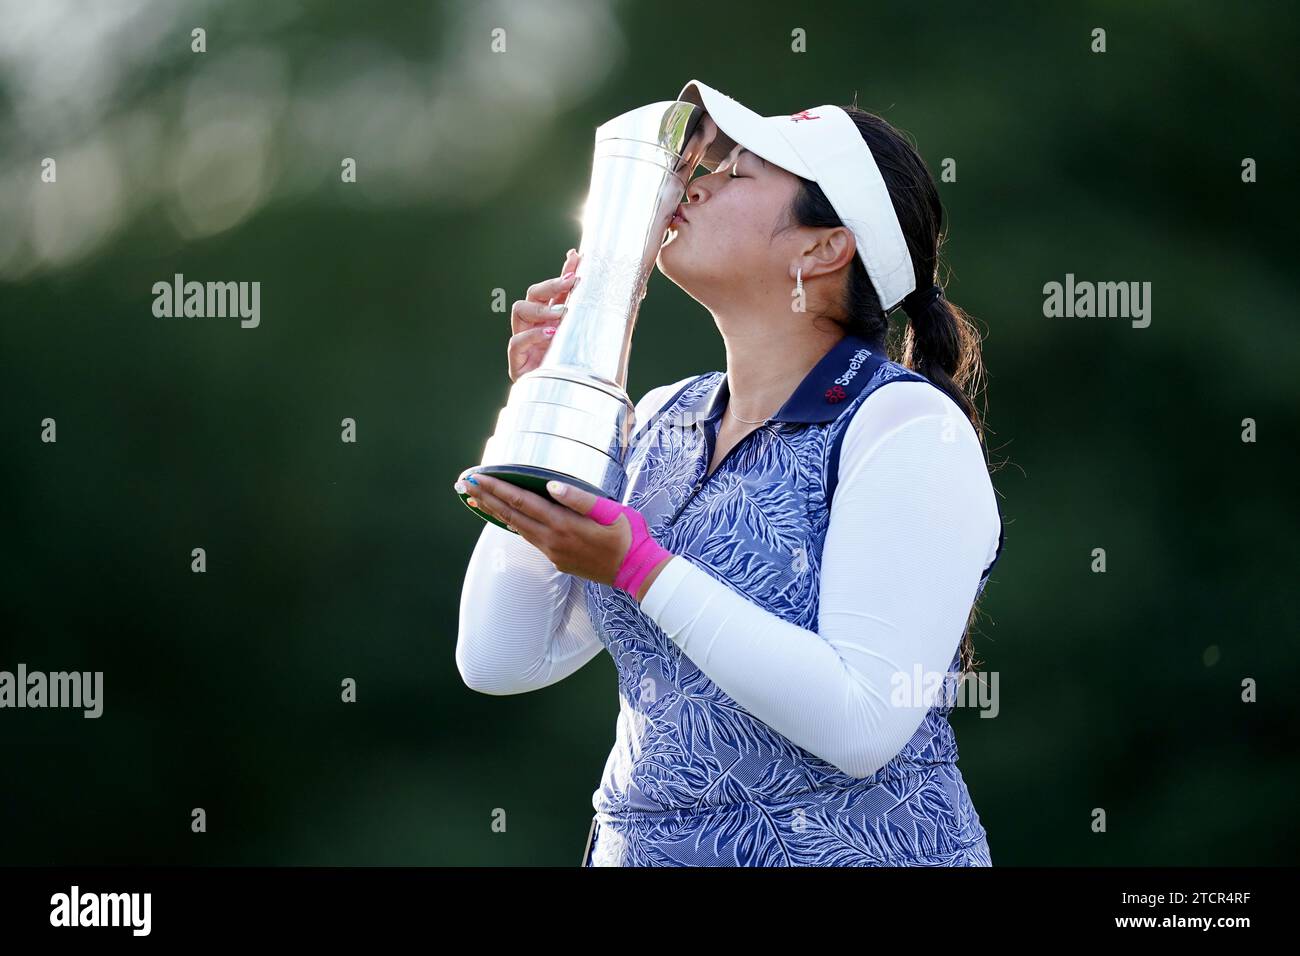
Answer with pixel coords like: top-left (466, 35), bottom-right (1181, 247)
top-left (458, 98), bottom-right (712, 532)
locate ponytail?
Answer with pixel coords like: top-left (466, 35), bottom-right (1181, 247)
top-left (900, 290), bottom-right (987, 444)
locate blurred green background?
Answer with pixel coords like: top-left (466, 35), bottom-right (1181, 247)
top-left (1, 0), bottom-right (1296, 865)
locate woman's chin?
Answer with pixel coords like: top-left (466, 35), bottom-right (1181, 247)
top-left (656, 233), bottom-right (684, 274)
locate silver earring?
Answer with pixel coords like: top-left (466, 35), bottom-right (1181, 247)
top-left (795, 267), bottom-right (803, 297)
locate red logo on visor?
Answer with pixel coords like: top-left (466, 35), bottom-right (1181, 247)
top-left (825, 385), bottom-right (847, 403)
top-left (790, 110), bottom-right (822, 122)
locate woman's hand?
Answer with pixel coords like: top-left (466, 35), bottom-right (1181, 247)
top-left (452, 473), bottom-right (674, 602)
top-left (508, 248), bottom-right (581, 383)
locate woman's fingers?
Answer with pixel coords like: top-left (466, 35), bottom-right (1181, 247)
top-left (523, 271), bottom-right (577, 307)
top-left (507, 325), bottom-right (562, 381)
top-left (506, 249), bottom-right (581, 381)
top-left (464, 474), bottom-right (551, 539)
top-left (524, 258), bottom-right (581, 306)
top-left (510, 296), bottom-right (570, 336)
top-left (551, 248), bottom-right (581, 304)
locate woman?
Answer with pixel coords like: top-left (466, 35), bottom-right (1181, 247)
top-left (454, 80), bottom-right (1005, 867)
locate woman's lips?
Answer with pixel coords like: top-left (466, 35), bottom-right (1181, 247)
top-left (672, 205), bottom-right (690, 224)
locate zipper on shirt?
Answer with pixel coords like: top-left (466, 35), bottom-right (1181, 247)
top-left (666, 476), bottom-right (705, 526)
top-left (665, 421), bottom-right (765, 527)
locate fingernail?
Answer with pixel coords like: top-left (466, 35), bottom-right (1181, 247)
top-left (560, 270), bottom-right (576, 281)
top-left (543, 326), bottom-right (556, 336)
top-left (547, 303), bottom-right (566, 314)
top-left (466, 474), bottom-right (479, 485)
top-left (566, 247), bottom-right (577, 257)
top-left (466, 497), bottom-right (478, 508)
top-left (453, 480), bottom-right (467, 494)
top-left (547, 480), bottom-right (566, 498)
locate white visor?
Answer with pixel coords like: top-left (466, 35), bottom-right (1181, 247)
top-left (677, 79), bottom-right (916, 311)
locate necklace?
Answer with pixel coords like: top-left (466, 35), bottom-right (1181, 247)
top-left (728, 404), bottom-right (773, 426)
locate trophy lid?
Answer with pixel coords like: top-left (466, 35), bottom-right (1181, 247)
top-left (594, 100), bottom-right (704, 162)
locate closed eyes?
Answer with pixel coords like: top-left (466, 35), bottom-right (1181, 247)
top-left (691, 152), bottom-right (751, 184)
top-left (724, 149), bottom-right (762, 178)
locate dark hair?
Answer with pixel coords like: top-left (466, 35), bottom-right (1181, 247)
top-left (789, 104), bottom-right (992, 674)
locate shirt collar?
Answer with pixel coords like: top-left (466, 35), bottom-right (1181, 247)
top-left (681, 331), bottom-right (889, 425)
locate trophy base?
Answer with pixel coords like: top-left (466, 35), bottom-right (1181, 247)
top-left (459, 369), bottom-right (634, 534)
top-left (455, 464), bottom-right (609, 534)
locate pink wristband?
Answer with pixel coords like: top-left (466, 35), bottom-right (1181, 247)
top-left (588, 498), bottom-right (674, 598)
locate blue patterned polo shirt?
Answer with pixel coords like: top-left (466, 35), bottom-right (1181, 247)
top-left (579, 331), bottom-right (1004, 866)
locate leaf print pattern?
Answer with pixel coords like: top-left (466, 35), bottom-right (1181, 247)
top-left (580, 360), bottom-right (1000, 866)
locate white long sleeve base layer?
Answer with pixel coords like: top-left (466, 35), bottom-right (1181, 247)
top-left (456, 376), bottom-right (1001, 779)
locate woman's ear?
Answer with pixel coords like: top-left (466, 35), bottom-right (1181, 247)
top-left (811, 227), bottom-right (863, 277)
top-left (803, 227), bottom-right (857, 279)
